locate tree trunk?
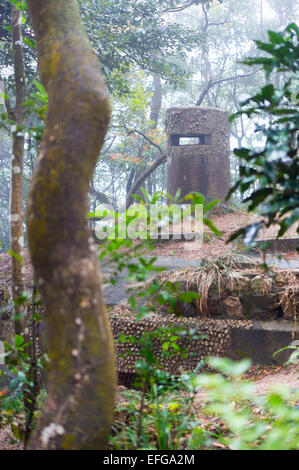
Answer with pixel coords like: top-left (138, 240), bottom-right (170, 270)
top-left (26, 0), bottom-right (116, 450)
top-left (10, 7), bottom-right (26, 335)
top-left (147, 74), bottom-right (163, 195)
top-left (127, 74), bottom-right (163, 205)
top-left (149, 74), bottom-right (162, 129)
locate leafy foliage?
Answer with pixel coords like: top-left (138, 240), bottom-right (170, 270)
top-left (0, 280), bottom-right (46, 445)
top-left (111, 357), bottom-right (299, 450)
top-left (1, 2), bottom-right (298, 451)
top-left (0, 333), bottom-right (46, 443)
top-left (98, 191), bottom-right (299, 451)
top-left (79, 0), bottom-right (208, 93)
top-left (228, 23), bottom-right (299, 247)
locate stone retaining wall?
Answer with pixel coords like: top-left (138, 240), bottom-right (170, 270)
top-left (155, 267), bottom-right (299, 320)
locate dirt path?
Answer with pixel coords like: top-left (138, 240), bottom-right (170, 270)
top-left (243, 363), bottom-right (299, 395)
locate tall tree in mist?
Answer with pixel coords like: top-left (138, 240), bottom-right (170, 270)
top-left (9, 7), bottom-right (26, 335)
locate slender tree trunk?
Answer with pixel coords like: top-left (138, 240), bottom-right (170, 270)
top-left (26, 0), bottom-right (116, 450)
top-left (127, 74), bottom-right (163, 204)
top-left (149, 74), bottom-right (162, 129)
top-left (260, 0), bottom-right (266, 41)
top-left (147, 74), bottom-right (163, 195)
top-left (10, 7), bottom-right (26, 335)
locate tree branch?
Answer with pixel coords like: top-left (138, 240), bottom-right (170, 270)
top-left (89, 181), bottom-right (112, 206)
top-left (196, 70), bottom-right (259, 106)
top-left (126, 153), bottom-right (166, 208)
top-left (126, 128), bottom-right (165, 158)
top-left (163, 1), bottom-right (198, 13)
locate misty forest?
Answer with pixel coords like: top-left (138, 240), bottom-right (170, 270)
top-left (0, 0), bottom-right (298, 452)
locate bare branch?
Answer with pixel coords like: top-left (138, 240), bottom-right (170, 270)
top-left (89, 180), bottom-right (112, 206)
top-left (200, 1), bottom-right (232, 32)
top-left (163, 1), bottom-right (197, 14)
top-left (126, 128), bottom-right (165, 157)
top-left (125, 153), bottom-right (166, 208)
top-left (196, 70), bottom-right (260, 106)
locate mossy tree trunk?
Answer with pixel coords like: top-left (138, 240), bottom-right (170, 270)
top-left (10, 7), bottom-right (26, 335)
top-left (26, 0), bottom-right (116, 450)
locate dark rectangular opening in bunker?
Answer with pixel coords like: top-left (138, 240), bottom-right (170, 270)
top-left (170, 134), bottom-right (211, 146)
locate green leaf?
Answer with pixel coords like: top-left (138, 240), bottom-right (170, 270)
top-left (178, 291), bottom-right (199, 303)
top-left (7, 250), bottom-right (24, 264)
top-left (24, 37), bottom-right (36, 49)
top-left (261, 84), bottom-right (275, 101)
top-left (203, 199), bottom-right (220, 214)
top-left (14, 335), bottom-right (24, 348)
top-left (8, 0), bottom-right (27, 12)
top-left (268, 30), bottom-right (286, 45)
top-left (33, 80), bottom-right (47, 97)
top-left (244, 188), bottom-right (272, 211)
top-left (203, 218), bottom-right (222, 237)
top-left (185, 192), bottom-right (205, 205)
top-left (277, 209), bottom-right (299, 238)
top-left (208, 357), bottom-right (251, 377)
top-left (119, 333), bottom-right (127, 343)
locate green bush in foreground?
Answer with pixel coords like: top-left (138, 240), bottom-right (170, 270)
top-left (110, 357), bottom-right (299, 450)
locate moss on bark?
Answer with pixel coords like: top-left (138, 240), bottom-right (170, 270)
top-left (26, 0), bottom-right (116, 450)
top-left (10, 8), bottom-right (26, 335)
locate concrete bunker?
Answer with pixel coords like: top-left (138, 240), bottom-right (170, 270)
top-left (165, 106), bottom-right (230, 201)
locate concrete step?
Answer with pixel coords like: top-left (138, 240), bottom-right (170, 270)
top-left (227, 320), bottom-right (298, 365)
